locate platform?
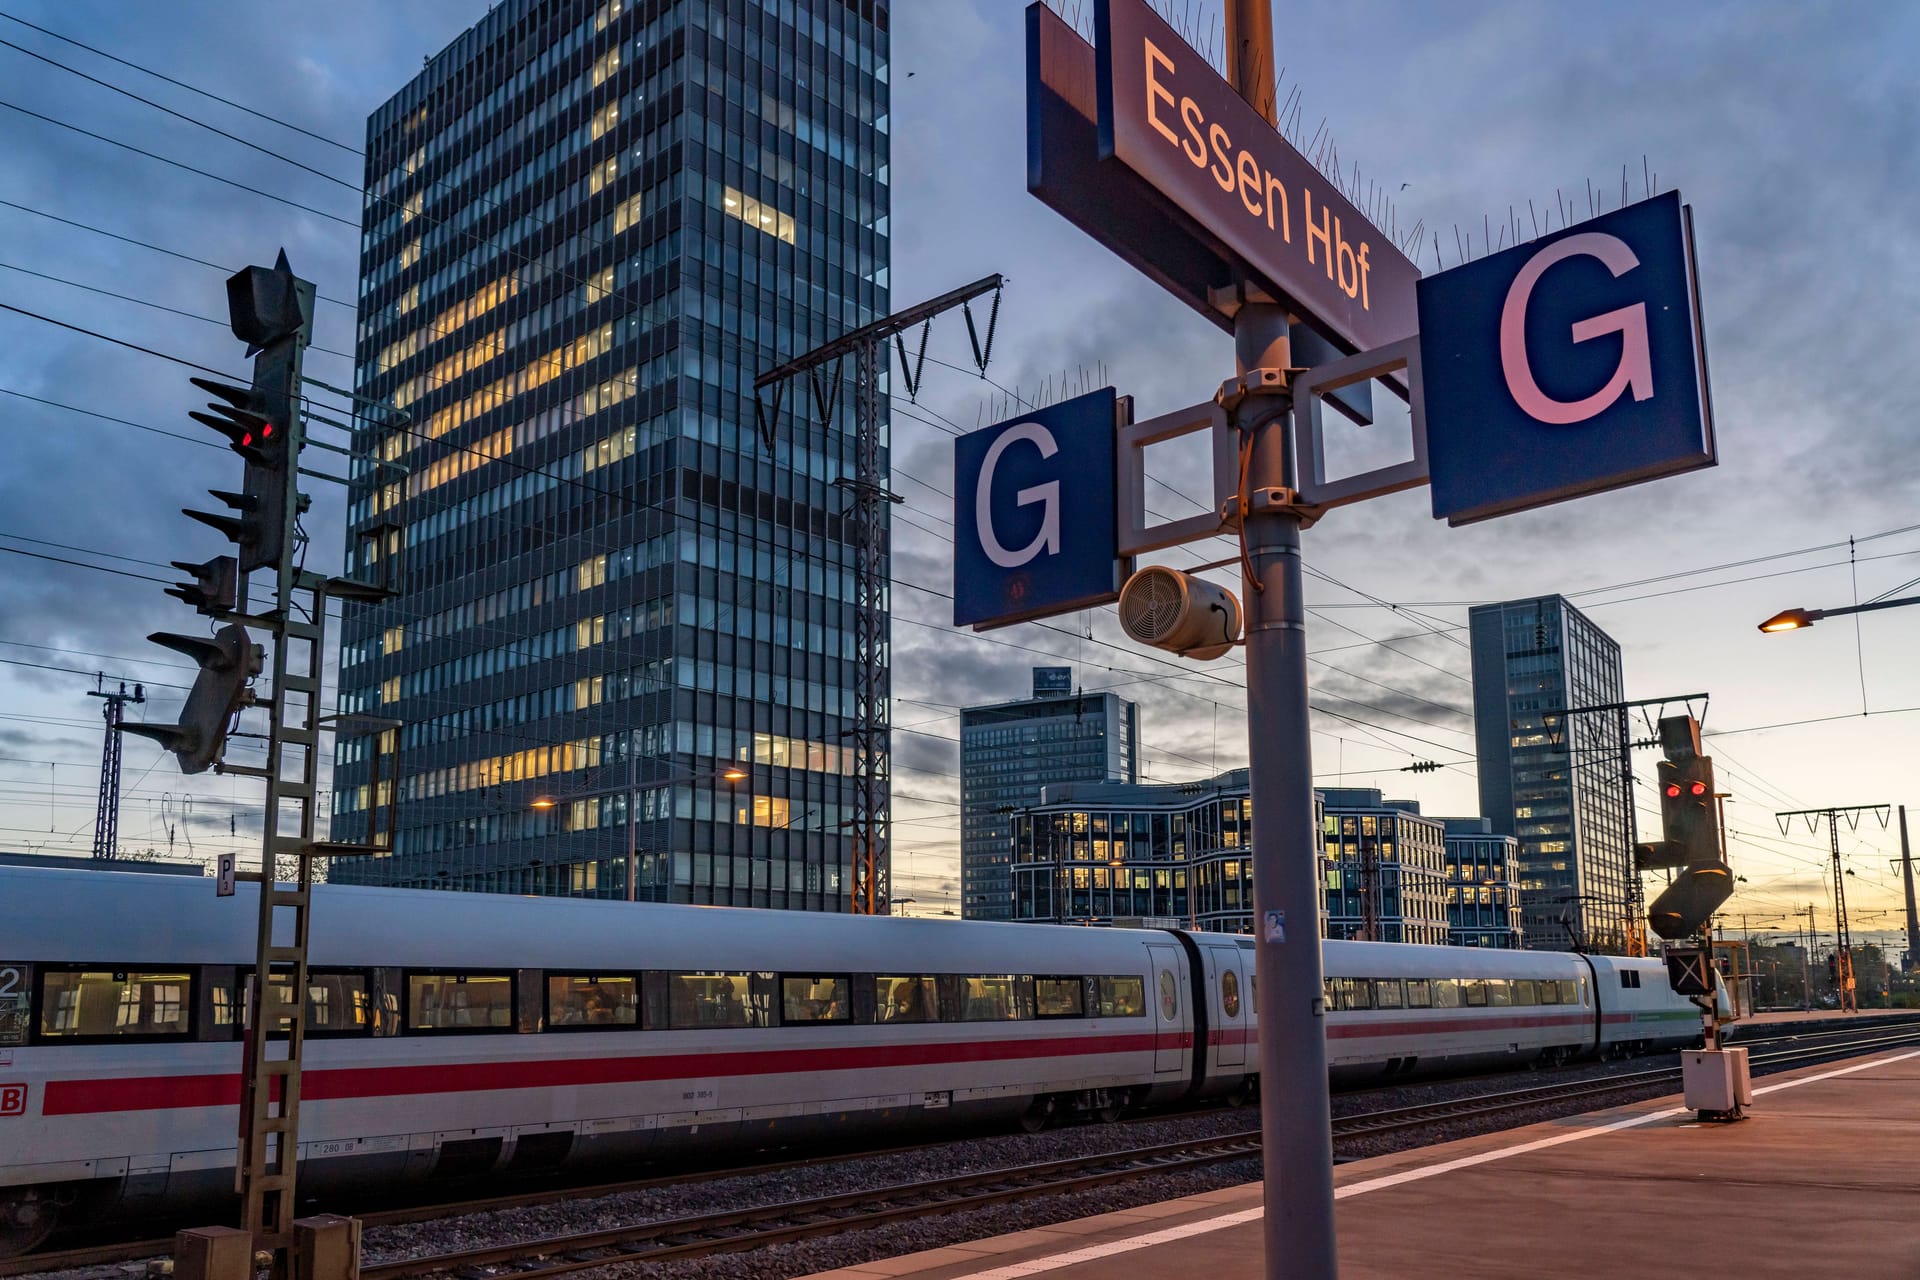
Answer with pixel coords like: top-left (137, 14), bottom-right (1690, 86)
top-left (808, 1045), bottom-right (1920, 1280)
top-left (1737, 1006), bottom-right (1918, 1028)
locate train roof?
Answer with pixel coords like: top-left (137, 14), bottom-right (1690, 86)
top-left (0, 866), bottom-right (1175, 972)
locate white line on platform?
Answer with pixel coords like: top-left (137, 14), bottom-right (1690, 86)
top-left (957, 1048), bottom-right (1920, 1280)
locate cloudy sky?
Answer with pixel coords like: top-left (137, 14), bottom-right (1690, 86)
top-left (0, 0), bottom-right (1914, 948)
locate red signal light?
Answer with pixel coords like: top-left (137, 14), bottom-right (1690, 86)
top-left (1689, 781), bottom-right (1708, 796)
top-left (261, 423), bottom-right (273, 438)
top-left (1665, 783), bottom-right (1681, 798)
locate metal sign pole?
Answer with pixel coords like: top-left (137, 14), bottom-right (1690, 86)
top-left (1237, 307), bottom-right (1340, 1278)
top-left (1225, 5), bottom-right (1338, 1271)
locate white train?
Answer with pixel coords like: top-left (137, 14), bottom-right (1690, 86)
top-left (0, 867), bottom-right (1703, 1253)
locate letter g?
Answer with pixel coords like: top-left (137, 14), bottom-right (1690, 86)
top-left (976, 422), bottom-right (1061, 569)
top-left (1499, 232), bottom-right (1655, 426)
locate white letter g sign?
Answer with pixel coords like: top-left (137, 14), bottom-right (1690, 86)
top-left (1499, 232), bottom-right (1655, 426)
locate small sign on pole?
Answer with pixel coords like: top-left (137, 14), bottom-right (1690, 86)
top-left (952, 388), bottom-right (1128, 630)
top-left (217, 852), bottom-right (236, 897)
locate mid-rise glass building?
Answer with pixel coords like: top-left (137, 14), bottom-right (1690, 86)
top-left (330, 0), bottom-right (891, 910)
top-left (1010, 771), bottom-right (1370, 936)
top-left (1316, 788), bottom-right (1451, 946)
top-left (1441, 818), bottom-right (1525, 949)
top-left (958, 669), bottom-right (1136, 920)
top-left (1469, 595), bottom-right (1632, 951)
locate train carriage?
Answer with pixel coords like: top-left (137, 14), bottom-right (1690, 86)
top-left (0, 866), bottom-right (1704, 1254)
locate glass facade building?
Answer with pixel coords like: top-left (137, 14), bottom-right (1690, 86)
top-left (1317, 789), bottom-right (1451, 946)
top-left (1009, 771), bottom-right (1265, 932)
top-left (330, 0), bottom-right (891, 910)
top-left (959, 670), bottom-right (1136, 921)
top-left (1441, 818), bottom-right (1525, 949)
top-left (1469, 595), bottom-right (1632, 951)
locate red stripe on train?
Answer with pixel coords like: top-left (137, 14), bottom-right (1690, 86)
top-left (1327, 1012), bottom-right (1593, 1039)
top-left (41, 1031), bottom-right (1193, 1117)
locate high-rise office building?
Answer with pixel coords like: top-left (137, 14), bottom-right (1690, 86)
top-left (331, 0), bottom-right (891, 910)
top-left (1469, 595), bottom-right (1632, 951)
top-left (959, 669), bottom-right (1136, 920)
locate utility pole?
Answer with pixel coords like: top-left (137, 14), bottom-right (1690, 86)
top-left (1896, 806), bottom-right (1917, 973)
top-left (87, 679), bottom-right (144, 858)
top-left (1804, 903), bottom-right (1816, 1010)
top-left (755, 275), bottom-right (1003, 915)
top-left (1776, 805), bottom-right (1891, 1014)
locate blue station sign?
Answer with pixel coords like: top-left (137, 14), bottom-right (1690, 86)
top-left (1418, 191), bottom-right (1716, 525)
top-left (953, 388), bottom-right (1123, 630)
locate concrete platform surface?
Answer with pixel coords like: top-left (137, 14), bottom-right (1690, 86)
top-left (805, 1046), bottom-right (1920, 1280)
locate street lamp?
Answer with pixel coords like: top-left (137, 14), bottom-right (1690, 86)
top-left (531, 762), bottom-right (749, 902)
top-left (1758, 593), bottom-right (1920, 633)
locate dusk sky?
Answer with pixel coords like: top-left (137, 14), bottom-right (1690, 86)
top-left (0, 0), bottom-right (1914, 946)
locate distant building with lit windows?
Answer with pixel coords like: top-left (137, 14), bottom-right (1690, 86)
top-left (1441, 818), bottom-right (1525, 949)
top-left (1316, 789), bottom-right (1451, 946)
top-left (1010, 770), bottom-right (1267, 932)
top-left (1469, 595), bottom-right (1631, 951)
top-left (960, 669), bottom-right (1137, 921)
top-left (330, 0), bottom-right (892, 909)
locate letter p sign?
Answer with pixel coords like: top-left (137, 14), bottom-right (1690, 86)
top-left (953, 388), bottom-right (1123, 629)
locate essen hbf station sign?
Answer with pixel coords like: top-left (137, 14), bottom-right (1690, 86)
top-left (1029, 0), bottom-right (1419, 355)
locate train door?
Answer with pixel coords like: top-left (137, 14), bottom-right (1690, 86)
top-left (1148, 943), bottom-right (1185, 1073)
top-left (1215, 947), bottom-right (1246, 1068)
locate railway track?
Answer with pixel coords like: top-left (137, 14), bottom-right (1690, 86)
top-left (13, 1019), bottom-right (1920, 1279)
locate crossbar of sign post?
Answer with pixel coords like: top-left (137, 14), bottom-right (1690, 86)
top-left (951, 2), bottom-right (1725, 1276)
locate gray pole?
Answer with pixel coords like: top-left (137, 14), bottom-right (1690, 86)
top-left (1225, 3), bottom-right (1338, 1273)
top-left (1900, 805), bottom-right (1917, 973)
top-left (1238, 308), bottom-right (1339, 1277)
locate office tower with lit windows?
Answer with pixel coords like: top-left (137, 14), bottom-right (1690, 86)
top-left (1469, 595), bottom-right (1632, 951)
top-left (959, 669), bottom-right (1137, 921)
top-left (330, 0), bottom-right (891, 909)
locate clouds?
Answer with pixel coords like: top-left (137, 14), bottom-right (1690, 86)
top-left (0, 1), bottom-right (1911, 931)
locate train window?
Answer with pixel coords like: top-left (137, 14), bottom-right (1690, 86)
top-left (959, 976), bottom-right (1025, 1021)
top-left (1096, 976), bottom-right (1146, 1017)
top-left (668, 972), bottom-right (768, 1029)
top-left (1220, 969), bottom-right (1241, 1018)
top-left (1406, 979), bottom-right (1433, 1009)
top-left (1158, 970), bottom-right (1180, 1019)
top-left (1035, 977), bottom-right (1084, 1018)
top-left (1512, 980), bottom-right (1538, 1007)
top-left (1462, 980), bottom-right (1488, 1007)
top-left (1537, 979), bottom-right (1562, 1006)
top-left (1566, 979), bottom-right (1586, 1006)
top-left (547, 974), bottom-right (639, 1029)
top-left (37, 969), bottom-right (193, 1040)
top-left (1620, 970), bottom-right (1642, 990)
top-left (407, 972), bottom-right (514, 1031)
top-left (876, 975), bottom-right (941, 1023)
top-left (1373, 979), bottom-right (1404, 1009)
top-left (1430, 978), bottom-right (1460, 1009)
top-left (1325, 977), bottom-right (1371, 1011)
top-left (1486, 979), bottom-right (1511, 1007)
top-left (782, 975), bottom-right (852, 1023)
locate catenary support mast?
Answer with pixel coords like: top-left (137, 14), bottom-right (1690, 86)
top-left (755, 275), bottom-right (1003, 913)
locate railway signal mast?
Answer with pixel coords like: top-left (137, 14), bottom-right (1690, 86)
top-left (124, 252), bottom-right (392, 1280)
